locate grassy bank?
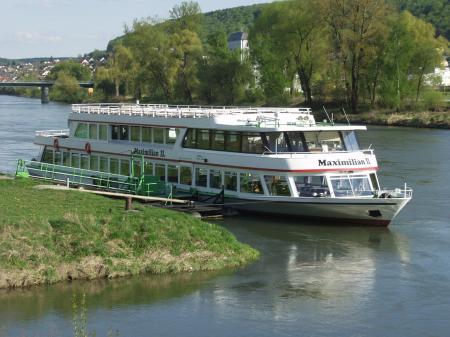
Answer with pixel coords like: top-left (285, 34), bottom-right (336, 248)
top-left (332, 110), bottom-right (450, 129)
top-left (0, 178), bottom-right (259, 289)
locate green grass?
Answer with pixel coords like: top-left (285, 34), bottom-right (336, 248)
top-left (0, 179), bottom-right (259, 289)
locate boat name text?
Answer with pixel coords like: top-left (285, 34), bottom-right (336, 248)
top-left (318, 158), bottom-right (370, 166)
top-left (132, 148), bottom-right (165, 157)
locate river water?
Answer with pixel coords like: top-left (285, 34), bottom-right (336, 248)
top-left (1, 95), bottom-right (450, 337)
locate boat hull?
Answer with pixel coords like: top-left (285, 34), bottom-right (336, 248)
top-left (221, 196), bottom-right (410, 226)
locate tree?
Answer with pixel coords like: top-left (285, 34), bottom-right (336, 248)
top-left (109, 44), bottom-right (134, 97)
top-left (48, 60), bottom-right (91, 81)
top-left (169, 1), bottom-right (203, 35)
top-left (49, 73), bottom-right (85, 103)
top-left (321, 0), bottom-right (390, 113)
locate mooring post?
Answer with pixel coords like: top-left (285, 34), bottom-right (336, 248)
top-left (41, 86), bottom-right (49, 104)
top-left (125, 196), bottom-right (132, 210)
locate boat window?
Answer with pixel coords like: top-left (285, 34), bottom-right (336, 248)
top-left (62, 151), bottom-right (70, 166)
top-left (153, 128), bottom-right (165, 144)
top-left (89, 124), bottom-right (97, 140)
top-left (342, 131), bottom-right (359, 151)
top-left (110, 158), bottom-right (119, 174)
top-left (120, 126), bottom-right (129, 141)
top-left (350, 175), bottom-right (373, 196)
top-left (330, 175), bottom-right (372, 197)
top-left (80, 155), bottom-right (89, 170)
top-left (167, 165), bottom-right (179, 183)
top-left (166, 128), bottom-right (179, 144)
top-left (195, 167), bottom-right (208, 187)
top-left (240, 172), bottom-right (264, 194)
top-left (98, 125), bottom-right (107, 140)
top-left (304, 131), bottom-right (344, 152)
top-left (197, 129), bottom-right (211, 150)
top-left (180, 166), bottom-right (192, 185)
top-left (132, 160), bottom-right (142, 177)
top-left (111, 125), bottom-right (129, 141)
top-left (99, 157), bottom-right (108, 172)
top-left (54, 151), bottom-right (61, 165)
top-left (225, 132), bottom-right (241, 152)
top-left (264, 132), bottom-right (289, 153)
top-left (74, 123), bottom-right (88, 138)
top-left (144, 161), bottom-right (153, 175)
top-left (286, 132), bottom-right (307, 152)
top-left (294, 175), bottom-right (330, 197)
top-left (155, 164), bottom-right (166, 181)
top-left (90, 155), bottom-right (99, 171)
top-left (71, 153), bottom-right (80, 168)
top-left (242, 133), bottom-right (263, 154)
top-left (211, 131), bottom-right (225, 151)
top-left (130, 126), bottom-right (141, 142)
top-left (142, 127), bottom-right (152, 143)
top-left (183, 129), bottom-right (197, 148)
top-left (264, 175), bottom-right (291, 196)
top-left (209, 169), bottom-right (222, 189)
top-left (120, 159), bottom-right (130, 176)
top-left (370, 173), bottom-right (379, 190)
top-left (224, 171), bottom-right (237, 191)
top-left (42, 147), bottom-right (53, 163)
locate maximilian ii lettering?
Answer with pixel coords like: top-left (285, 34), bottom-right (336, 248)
top-left (318, 158), bottom-right (370, 166)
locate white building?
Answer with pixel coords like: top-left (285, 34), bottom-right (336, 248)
top-left (228, 32), bottom-right (249, 62)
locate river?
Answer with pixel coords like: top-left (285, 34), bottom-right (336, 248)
top-left (1, 95), bottom-right (450, 337)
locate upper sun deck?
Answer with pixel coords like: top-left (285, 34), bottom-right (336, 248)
top-left (71, 104), bottom-right (366, 132)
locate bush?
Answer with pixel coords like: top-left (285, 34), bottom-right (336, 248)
top-left (422, 90), bottom-right (446, 111)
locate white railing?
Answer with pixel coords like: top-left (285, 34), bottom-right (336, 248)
top-left (262, 148), bottom-right (375, 157)
top-left (35, 129), bottom-right (70, 137)
top-left (71, 103), bottom-right (312, 119)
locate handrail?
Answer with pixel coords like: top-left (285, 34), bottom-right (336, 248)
top-left (261, 149), bottom-right (375, 156)
top-left (35, 129), bottom-right (70, 137)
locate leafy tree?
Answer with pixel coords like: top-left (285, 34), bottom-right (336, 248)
top-left (48, 60), bottom-right (91, 81)
top-left (49, 73), bottom-right (85, 103)
top-left (169, 1), bottom-right (203, 35)
top-left (109, 44), bottom-right (134, 97)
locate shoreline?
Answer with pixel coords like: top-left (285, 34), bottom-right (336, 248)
top-left (0, 178), bottom-right (259, 290)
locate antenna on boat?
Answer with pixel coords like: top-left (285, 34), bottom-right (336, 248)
top-left (342, 107), bottom-right (351, 125)
top-left (322, 106), bottom-right (334, 125)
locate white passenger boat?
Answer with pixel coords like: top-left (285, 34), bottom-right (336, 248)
top-left (32, 103), bottom-right (412, 226)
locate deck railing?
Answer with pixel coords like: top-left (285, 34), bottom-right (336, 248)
top-left (35, 129), bottom-right (70, 137)
top-left (71, 103), bottom-right (312, 119)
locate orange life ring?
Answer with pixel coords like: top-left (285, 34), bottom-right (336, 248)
top-left (84, 142), bottom-right (91, 154)
top-left (53, 138), bottom-right (60, 150)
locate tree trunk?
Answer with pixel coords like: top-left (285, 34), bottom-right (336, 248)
top-left (298, 69), bottom-right (312, 104)
top-left (114, 79), bottom-right (120, 97)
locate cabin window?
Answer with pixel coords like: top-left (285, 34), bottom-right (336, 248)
top-left (130, 126), bottom-right (141, 142)
top-left (142, 127), bottom-right (152, 143)
top-left (112, 125), bottom-right (129, 140)
top-left (225, 132), bottom-right (241, 152)
top-left (62, 151), bottom-right (70, 166)
top-left (111, 125), bottom-right (120, 140)
top-left (331, 175), bottom-right (373, 197)
top-left (99, 157), bottom-right (108, 172)
top-left (144, 161), bottom-right (153, 175)
top-left (240, 173), bottom-right (263, 194)
top-left (370, 173), bottom-right (379, 190)
top-left (265, 132), bottom-right (289, 152)
top-left (183, 129), bottom-right (197, 148)
top-left (155, 164), bottom-right (166, 181)
top-left (197, 129), bottom-right (211, 149)
top-left (89, 124), bottom-right (97, 140)
top-left (224, 171), bottom-right (237, 191)
top-left (209, 169), bottom-right (222, 189)
top-left (98, 125), bottom-right (107, 140)
top-left (120, 159), bottom-right (130, 176)
top-left (90, 155), bottom-right (99, 171)
top-left (304, 131), bottom-right (344, 152)
top-left (264, 175), bottom-right (291, 196)
top-left (71, 153), bottom-right (80, 168)
top-left (294, 175), bottom-right (329, 197)
top-left (80, 155), bottom-right (89, 170)
top-left (180, 166), bottom-right (192, 185)
top-left (153, 128), bottom-right (165, 144)
top-left (42, 147), bottom-right (53, 163)
top-left (286, 132), bottom-right (307, 152)
top-left (342, 131), bottom-right (359, 151)
top-left (110, 158), bottom-right (119, 174)
top-left (167, 165), bottom-right (179, 183)
top-left (242, 133), bottom-right (263, 154)
top-left (132, 160), bottom-right (142, 177)
top-left (74, 123), bottom-right (88, 138)
top-left (195, 167), bottom-right (208, 187)
top-left (54, 151), bottom-right (62, 165)
top-left (211, 131), bottom-right (225, 151)
top-left (166, 128), bottom-right (179, 144)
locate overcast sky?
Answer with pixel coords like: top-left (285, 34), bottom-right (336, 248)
top-left (1, 0), bottom-right (269, 59)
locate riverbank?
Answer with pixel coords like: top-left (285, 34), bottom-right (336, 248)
top-left (0, 178), bottom-right (259, 289)
top-left (332, 110), bottom-right (450, 129)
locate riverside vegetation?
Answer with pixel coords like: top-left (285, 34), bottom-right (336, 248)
top-left (0, 178), bottom-right (259, 289)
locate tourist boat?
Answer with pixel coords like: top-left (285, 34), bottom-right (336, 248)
top-left (30, 103), bottom-right (412, 226)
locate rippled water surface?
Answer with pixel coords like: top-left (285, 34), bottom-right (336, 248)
top-left (1, 95), bottom-right (450, 337)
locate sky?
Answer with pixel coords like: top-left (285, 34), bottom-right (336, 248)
top-left (1, 0), bottom-right (269, 59)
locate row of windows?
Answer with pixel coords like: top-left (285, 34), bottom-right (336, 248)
top-left (183, 129), bottom-right (360, 153)
top-left (73, 122), bottom-right (180, 145)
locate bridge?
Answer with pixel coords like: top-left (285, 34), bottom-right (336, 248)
top-left (0, 81), bottom-right (94, 103)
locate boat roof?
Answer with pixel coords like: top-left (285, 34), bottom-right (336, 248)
top-left (71, 104), bottom-right (367, 132)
